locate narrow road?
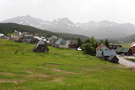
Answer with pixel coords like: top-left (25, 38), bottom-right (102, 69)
top-left (118, 56), bottom-right (135, 67)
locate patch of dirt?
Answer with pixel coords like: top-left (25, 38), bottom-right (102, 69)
top-left (25, 70), bottom-right (52, 79)
top-left (0, 72), bottom-right (14, 76)
top-left (128, 68), bottom-right (135, 71)
top-left (29, 74), bottom-right (51, 78)
top-left (53, 77), bottom-right (64, 83)
top-left (108, 64), bottom-right (126, 68)
top-left (52, 69), bottom-right (75, 74)
top-left (0, 79), bottom-right (25, 83)
top-left (26, 70), bottom-right (34, 74)
top-left (44, 63), bottom-right (60, 65)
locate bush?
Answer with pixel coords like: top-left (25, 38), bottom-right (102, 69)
top-left (81, 43), bottom-right (95, 56)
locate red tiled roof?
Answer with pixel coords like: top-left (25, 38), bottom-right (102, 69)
top-left (96, 43), bottom-right (104, 50)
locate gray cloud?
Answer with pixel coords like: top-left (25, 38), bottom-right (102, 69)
top-left (0, 0), bottom-right (135, 23)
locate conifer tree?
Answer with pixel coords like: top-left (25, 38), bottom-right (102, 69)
top-left (105, 39), bottom-right (109, 48)
top-left (77, 37), bottom-right (83, 48)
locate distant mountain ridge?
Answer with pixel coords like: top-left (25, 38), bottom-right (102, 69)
top-left (2, 15), bottom-right (135, 39)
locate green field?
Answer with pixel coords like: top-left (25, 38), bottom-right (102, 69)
top-left (120, 43), bottom-right (131, 48)
top-left (127, 58), bottom-right (135, 62)
top-left (0, 40), bottom-right (135, 90)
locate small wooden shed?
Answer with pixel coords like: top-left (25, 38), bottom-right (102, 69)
top-left (107, 56), bottom-right (119, 63)
top-left (33, 40), bottom-right (49, 53)
top-left (102, 50), bottom-right (117, 60)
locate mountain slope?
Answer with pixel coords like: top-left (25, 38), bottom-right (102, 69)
top-left (2, 15), bottom-right (135, 39)
top-left (120, 34), bottom-right (135, 43)
top-left (2, 15), bottom-right (44, 26)
top-left (0, 23), bottom-right (89, 40)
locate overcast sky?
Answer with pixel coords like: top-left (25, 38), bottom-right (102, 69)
top-left (0, 0), bottom-right (135, 23)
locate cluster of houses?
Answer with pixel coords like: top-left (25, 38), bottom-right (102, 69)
top-left (54, 38), bottom-right (78, 50)
top-left (32, 38), bottom-right (79, 53)
top-left (96, 44), bottom-right (119, 63)
top-left (0, 30), bottom-right (79, 51)
top-left (96, 42), bottom-right (135, 63)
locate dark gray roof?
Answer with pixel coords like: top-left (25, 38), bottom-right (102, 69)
top-left (71, 40), bottom-right (78, 43)
top-left (108, 55), bottom-right (116, 60)
top-left (55, 38), bottom-right (65, 45)
top-left (103, 50), bottom-right (117, 56)
top-left (66, 40), bottom-right (71, 45)
top-left (116, 47), bottom-right (122, 52)
top-left (38, 40), bottom-right (45, 45)
top-left (121, 48), bottom-right (130, 53)
top-left (55, 38), bottom-right (62, 44)
top-left (116, 47), bottom-right (130, 53)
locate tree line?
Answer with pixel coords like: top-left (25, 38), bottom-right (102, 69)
top-left (77, 36), bottom-right (109, 56)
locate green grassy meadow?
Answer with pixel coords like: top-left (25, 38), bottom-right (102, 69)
top-left (127, 58), bottom-right (135, 62)
top-left (120, 43), bottom-right (131, 48)
top-left (0, 40), bottom-right (135, 90)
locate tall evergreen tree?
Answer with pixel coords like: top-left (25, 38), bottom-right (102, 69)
top-left (99, 40), bottom-right (104, 44)
top-left (90, 36), bottom-right (96, 47)
top-left (77, 37), bottom-right (83, 48)
top-left (105, 39), bottom-right (109, 48)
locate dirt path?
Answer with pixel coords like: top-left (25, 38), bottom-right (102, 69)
top-left (118, 56), bottom-right (135, 67)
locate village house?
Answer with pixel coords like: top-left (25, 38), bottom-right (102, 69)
top-left (68, 40), bottom-right (78, 50)
top-left (47, 37), bottom-right (55, 46)
top-left (55, 38), bottom-right (66, 48)
top-left (10, 35), bottom-right (20, 41)
top-left (5, 36), bottom-right (10, 40)
top-left (33, 40), bottom-right (49, 53)
top-left (52, 36), bottom-right (57, 40)
top-left (109, 45), bottom-right (122, 50)
top-left (14, 30), bottom-right (22, 36)
top-left (116, 47), bottom-right (132, 56)
top-left (29, 38), bottom-right (39, 44)
top-left (130, 42), bottom-right (135, 55)
top-left (21, 35), bottom-right (33, 43)
top-left (22, 32), bottom-right (28, 35)
top-left (34, 36), bottom-right (46, 41)
top-left (62, 40), bottom-right (71, 48)
top-left (96, 43), bottom-right (109, 57)
top-left (23, 35), bottom-right (33, 39)
top-left (102, 50), bottom-right (117, 60)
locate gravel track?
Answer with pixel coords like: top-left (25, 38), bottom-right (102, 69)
top-left (118, 56), bottom-right (135, 67)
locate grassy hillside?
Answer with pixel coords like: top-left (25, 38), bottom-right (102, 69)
top-left (107, 34), bottom-right (135, 44)
top-left (0, 23), bottom-right (89, 40)
top-left (0, 40), bottom-right (135, 89)
top-left (122, 34), bottom-right (135, 43)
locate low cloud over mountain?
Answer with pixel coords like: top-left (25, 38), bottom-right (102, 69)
top-left (2, 15), bottom-right (135, 39)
